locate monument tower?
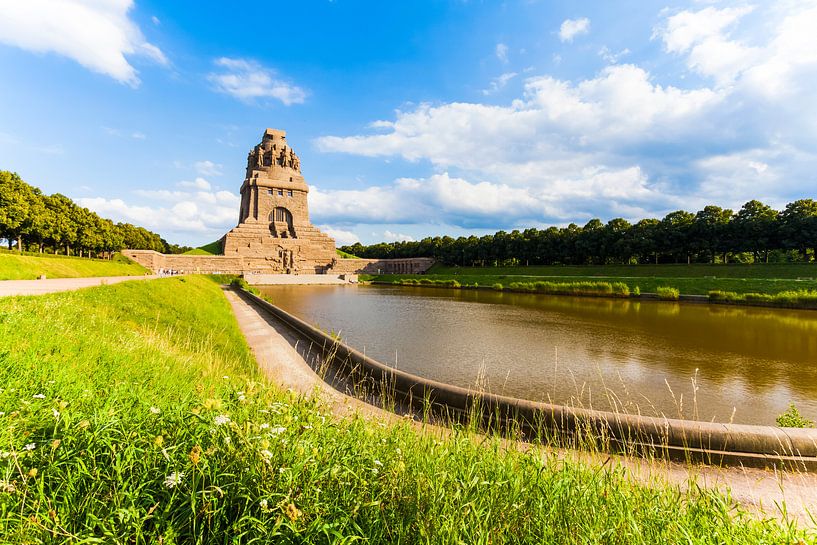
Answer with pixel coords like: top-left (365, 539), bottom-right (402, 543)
top-left (221, 128), bottom-right (337, 273)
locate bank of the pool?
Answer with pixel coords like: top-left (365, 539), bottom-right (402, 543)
top-left (367, 278), bottom-right (817, 310)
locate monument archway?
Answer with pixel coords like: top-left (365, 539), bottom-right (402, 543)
top-left (270, 207), bottom-right (296, 238)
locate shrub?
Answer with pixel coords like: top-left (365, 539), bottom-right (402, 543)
top-left (230, 277), bottom-right (260, 295)
top-left (633, 286), bottom-right (641, 296)
top-left (656, 287), bottom-right (680, 301)
top-left (492, 283), bottom-right (504, 291)
top-left (776, 403), bottom-right (814, 428)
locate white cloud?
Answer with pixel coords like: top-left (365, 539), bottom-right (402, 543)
top-left (315, 1), bottom-right (817, 230)
top-left (482, 72), bottom-right (517, 95)
top-left (317, 64), bottom-right (722, 171)
top-left (0, 0), bottom-right (167, 87)
top-left (208, 57), bottom-right (306, 105)
top-left (78, 179), bottom-right (240, 241)
top-left (383, 231), bottom-right (415, 243)
top-left (309, 170), bottom-right (673, 229)
top-left (559, 18), bottom-right (590, 43)
top-left (495, 43), bottom-right (509, 64)
top-left (194, 160), bottom-right (223, 177)
top-left (319, 226), bottom-right (360, 246)
top-left (598, 46), bottom-right (630, 64)
top-left (177, 177), bottom-right (212, 190)
top-left (151, 15), bottom-right (160, 25)
top-left (130, 131), bottom-right (146, 140)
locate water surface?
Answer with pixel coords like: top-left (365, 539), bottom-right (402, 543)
top-left (258, 284), bottom-right (817, 425)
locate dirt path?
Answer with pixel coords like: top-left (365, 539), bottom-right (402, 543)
top-left (223, 287), bottom-right (817, 527)
top-left (0, 275), bottom-right (158, 296)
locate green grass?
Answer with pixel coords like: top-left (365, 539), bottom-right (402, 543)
top-left (183, 240), bottom-right (222, 255)
top-left (336, 248), bottom-right (359, 259)
top-left (0, 252), bottom-right (147, 280)
top-left (368, 262), bottom-right (817, 298)
top-left (428, 262), bottom-right (817, 279)
top-left (0, 276), bottom-right (811, 542)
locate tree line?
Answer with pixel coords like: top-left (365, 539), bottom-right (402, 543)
top-left (341, 199), bottom-right (817, 267)
top-left (0, 171), bottom-right (192, 257)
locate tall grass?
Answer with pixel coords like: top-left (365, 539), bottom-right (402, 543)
top-left (393, 278), bottom-right (630, 297)
top-left (709, 289), bottom-right (817, 309)
top-left (0, 276), bottom-right (810, 542)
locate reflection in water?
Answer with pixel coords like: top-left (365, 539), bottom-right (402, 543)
top-left (258, 284), bottom-right (817, 425)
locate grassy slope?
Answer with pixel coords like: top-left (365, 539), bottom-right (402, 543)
top-left (336, 249), bottom-right (359, 259)
top-left (183, 240), bottom-right (222, 256)
top-left (0, 252), bottom-right (147, 280)
top-left (370, 263), bottom-right (817, 296)
top-left (0, 276), bottom-right (807, 542)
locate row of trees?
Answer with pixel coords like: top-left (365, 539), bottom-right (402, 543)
top-left (341, 200), bottom-right (817, 266)
top-left (0, 171), bottom-right (191, 258)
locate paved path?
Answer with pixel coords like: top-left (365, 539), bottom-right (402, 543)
top-left (225, 286), bottom-right (817, 526)
top-left (245, 273), bottom-right (355, 285)
top-left (0, 275), bottom-right (158, 296)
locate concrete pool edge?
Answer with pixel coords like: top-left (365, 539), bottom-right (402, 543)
top-left (234, 286), bottom-right (817, 471)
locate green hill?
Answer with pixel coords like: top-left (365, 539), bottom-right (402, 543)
top-left (0, 251), bottom-right (147, 280)
top-left (183, 240), bottom-right (222, 255)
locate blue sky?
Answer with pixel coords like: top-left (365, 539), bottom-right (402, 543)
top-left (1, 0), bottom-right (815, 246)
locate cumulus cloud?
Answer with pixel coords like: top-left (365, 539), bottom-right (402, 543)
top-left (319, 226), bottom-right (360, 246)
top-left (208, 57), bottom-right (307, 105)
top-left (309, 170), bottom-right (673, 230)
top-left (0, 0), bottom-right (167, 87)
top-left (315, 3), bottom-right (817, 229)
top-left (559, 18), bottom-right (590, 42)
top-left (383, 231), bottom-right (415, 243)
top-left (194, 160), bottom-right (223, 177)
top-left (77, 179), bottom-right (240, 241)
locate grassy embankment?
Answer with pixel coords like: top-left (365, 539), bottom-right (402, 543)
top-left (182, 240), bottom-right (223, 256)
top-left (0, 251), bottom-right (146, 280)
top-left (368, 263), bottom-right (817, 306)
top-left (0, 276), bottom-right (809, 542)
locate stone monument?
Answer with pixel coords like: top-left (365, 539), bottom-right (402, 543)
top-left (221, 128), bottom-right (338, 273)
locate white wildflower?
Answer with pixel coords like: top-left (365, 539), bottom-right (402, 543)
top-left (259, 498), bottom-right (269, 510)
top-left (260, 423), bottom-right (270, 430)
top-left (0, 412), bottom-right (5, 416)
top-left (32, 394), bottom-right (45, 399)
top-left (163, 471), bottom-right (184, 489)
top-left (260, 449), bottom-right (273, 459)
top-left (0, 451), bottom-right (10, 458)
top-left (0, 480), bottom-right (15, 493)
top-left (224, 436), bottom-right (231, 445)
top-left (52, 409), bottom-right (60, 419)
top-left (23, 443), bottom-right (35, 451)
top-left (238, 394), bottom-right (246, 402)
top-left (214, 414), bottom-right (230, 426)
top-left (270, 426), bottom-right (286, 435)
top-left (374, 459), bottom-right (383, 466)
top-left (149, 407), bottom-right (161, 414)
top-left (222, 375), bottom-right (229, 380)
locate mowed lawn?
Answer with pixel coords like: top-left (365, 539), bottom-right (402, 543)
top-left (0, 275), bottom-right (808, 542)
top-left (372, 262), bottom-right (817, 296)
top-left (0, 252), bottom-right (146, 280)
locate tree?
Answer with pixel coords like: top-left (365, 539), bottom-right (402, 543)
top-left (691, 206), bottom-right (733, 263)
top-left (780, 199), bottom-right (817, 261)
top-left (0, 171), bottom-right (32, 251)
top-left (660, 211), bottom-right (694, 263)
top-left (733, 200), bottom-right (779, 262)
